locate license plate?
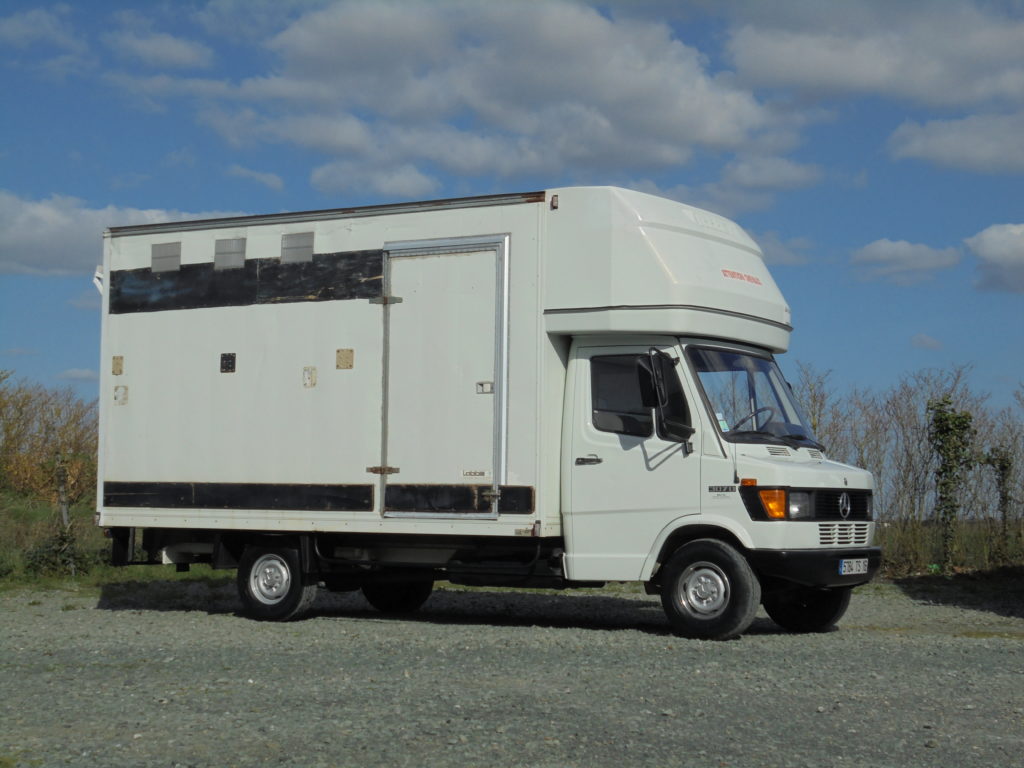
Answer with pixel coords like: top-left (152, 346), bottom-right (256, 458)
top-left (839, 558), bottom-right (868, 576)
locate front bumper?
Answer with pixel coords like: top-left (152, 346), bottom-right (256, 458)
top-left (747, 546), bottom-right (882, 588)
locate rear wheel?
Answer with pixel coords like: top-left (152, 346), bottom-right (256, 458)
top-left (763, 586), bottom-right (851, 633)
top-left (237, 546), bottom-right (317, 621)
top-left (659, 539), bottom-right (761, 640)
top-left (362, 577), bottom-right (434, 614)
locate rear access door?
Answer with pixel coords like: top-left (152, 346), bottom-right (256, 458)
top-left (377, 236), bottom-right (510, 518)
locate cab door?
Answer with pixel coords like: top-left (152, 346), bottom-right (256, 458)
top-left (564, 343), bottom-right (702, 581)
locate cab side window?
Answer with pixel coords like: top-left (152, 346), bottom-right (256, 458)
top-left (591, 355), bottom-right (653, 438)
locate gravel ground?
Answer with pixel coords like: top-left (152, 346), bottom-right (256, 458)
top-left (1, 577), bottom-right (1022, 768)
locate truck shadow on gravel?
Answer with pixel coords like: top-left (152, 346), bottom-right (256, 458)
top-left (96, 577), bottom-right (239, 615)
top-left (95, 580), bottom-right (784, 636)
top-left (891, 566), bottom-right (1024, 620)
top-left (324, 590), bottom-right (785, 637)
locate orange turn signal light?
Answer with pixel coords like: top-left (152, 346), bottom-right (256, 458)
top-left (740, 478), bottom-right (757, 486)
top-left (758, 489), bottom-right (787, 519)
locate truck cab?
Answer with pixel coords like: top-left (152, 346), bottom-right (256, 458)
top-left (563, 335), bottom-right (879, 638)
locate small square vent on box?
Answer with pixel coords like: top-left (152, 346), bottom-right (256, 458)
top-left (220, 353), bottom-right (236, 373)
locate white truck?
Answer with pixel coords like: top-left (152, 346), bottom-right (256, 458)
top-left (96, 186), bottom-right (880, 639)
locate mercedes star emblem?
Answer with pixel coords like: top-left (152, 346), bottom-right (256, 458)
top-left (839, 492), bottom-right (852, 519)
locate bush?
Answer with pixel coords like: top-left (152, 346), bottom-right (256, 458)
top-left (23, 524), bottom-right (89, 577)
top-left (0, 370), bottom-right (97, 507)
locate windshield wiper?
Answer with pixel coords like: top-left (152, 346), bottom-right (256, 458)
top-left (781, 433), bottom-right (825, 451)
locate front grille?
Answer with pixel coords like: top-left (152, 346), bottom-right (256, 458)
top-left (813, 490), bottom-right (872, 520)
top-left (818, 522), bottom-right (871, 546)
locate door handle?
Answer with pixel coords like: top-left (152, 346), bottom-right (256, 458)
top-left (575, 455), bottom-right (603, 466)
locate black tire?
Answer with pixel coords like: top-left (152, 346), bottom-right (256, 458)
top-left (659, 539), bottom-right (761, 640)
top-left (362, 577), bottom-right (434, 614)
top-left (237, 546), bottom-right (317, 621)
top-left (763, 586), bottom-right (852, 633)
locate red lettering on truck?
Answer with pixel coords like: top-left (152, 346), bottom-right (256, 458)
top-left (721, 269), bottom-right (763, 286)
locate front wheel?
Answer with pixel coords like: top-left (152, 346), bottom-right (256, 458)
top-left (659, 539), bottom-right (761, 640)
top-left (763, 586), bottom-right (851, 633)
top-left (237, 546), bottom-right (317, 621)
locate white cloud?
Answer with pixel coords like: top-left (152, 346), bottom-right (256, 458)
top-left (0, 190), bottom-right (244, 274)
top-left (236, 112), bottom-right (373, 155)
top-left (227, 164), bottom-right (284, 191)
top-left (720, 1), bottom-right (1024, 179)
top-left (57, 368), bottom-right (98, 382)
top-left (964, 223), bottom-right (1024, 292)
top-left (751, 231), bottom-right (814, 266)
top-left (911, 333), bottom-right (942, 350)
top-left (888, 112), bottom-right (1024, 173)
top-left (106, 30), bottom-right (214, 69)
top-left (727, 3), bottom-right (1024, 108)
top-left (121, 0), bottom-right (778, 192)
top-left (0, 6), bottom-right (84, 53)
top-left (0, 5), bottom-right (91, 77)
top-left (719, 157), bottom-right (822, 191)
top-left (696, 155), bottom-right (823, 214)
top-left (311, 161), bottom-right (439, 200)
top-left (193, 0), bottom-right (332, 43)
top-left (851, 239), bottom-right (960, 285)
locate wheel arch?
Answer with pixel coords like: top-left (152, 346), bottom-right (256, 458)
top-left (230, 533), bottom-right (317, 577)
top-left (641, 517), bottom-right (754, 585)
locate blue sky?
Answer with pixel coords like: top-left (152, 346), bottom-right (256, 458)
top-left (1, 0), bottom-right (1022, 408)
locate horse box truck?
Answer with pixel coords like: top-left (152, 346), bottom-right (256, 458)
top-left (96, 186), bottom-right (880, 639)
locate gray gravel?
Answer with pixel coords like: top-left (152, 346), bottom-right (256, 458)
top-left (2, 578), bottom-right (1022, 768)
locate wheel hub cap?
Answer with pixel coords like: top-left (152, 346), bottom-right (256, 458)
top-left (677, 562), bottom-right (730, 618)
top-left (250, 555), bottom-right (290, 605)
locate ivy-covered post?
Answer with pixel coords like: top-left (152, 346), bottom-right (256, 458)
top-left (56, 448), bottom-right (77, 577)
top-left (983, 445), bottom-right (1014, 566)
top-left (926, 396), bottom-right (975, 576)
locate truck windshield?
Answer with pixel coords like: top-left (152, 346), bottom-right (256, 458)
top-left (687, 347), bottom-right (820, 449)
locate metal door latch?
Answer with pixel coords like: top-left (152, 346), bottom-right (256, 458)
top-left (574, 455), bottom-right (603, 466)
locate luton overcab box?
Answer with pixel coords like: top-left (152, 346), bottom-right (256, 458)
top-left (96, 187), bottom-right (880, 639)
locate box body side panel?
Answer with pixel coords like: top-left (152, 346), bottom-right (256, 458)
top-left (98, 203), bottom-right (551, 537)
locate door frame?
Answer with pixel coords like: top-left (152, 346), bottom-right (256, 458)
top-left (378, 234), bottom-right (511, 518)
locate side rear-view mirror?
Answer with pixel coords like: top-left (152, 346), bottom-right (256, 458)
top-left (661, 417), bottom-right (696, 443)
top-left (637, 357), bottom-right (660, 408)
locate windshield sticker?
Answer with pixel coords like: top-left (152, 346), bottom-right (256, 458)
top-left (716, 412), bottom-right (730, 432)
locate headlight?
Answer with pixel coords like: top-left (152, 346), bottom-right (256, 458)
top-left (788, 491), bottom-right (813, 519)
